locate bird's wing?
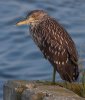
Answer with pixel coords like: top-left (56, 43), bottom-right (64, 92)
top-left (60, 27), bottom-right (78, 65)
top-left (39, 18), bottom-right (78, 65)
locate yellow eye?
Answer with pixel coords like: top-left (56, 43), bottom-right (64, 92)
top-left (31, 14), bottom-right (36, 18)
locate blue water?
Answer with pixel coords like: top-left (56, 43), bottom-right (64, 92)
top-left (0, 0), bottom-right (85, 99)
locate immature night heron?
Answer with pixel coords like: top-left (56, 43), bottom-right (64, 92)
top-left (16, 10), bottom-right (79, 83)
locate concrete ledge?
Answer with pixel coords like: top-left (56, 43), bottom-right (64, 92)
top-left (3, 80), bottom-right (84, 100)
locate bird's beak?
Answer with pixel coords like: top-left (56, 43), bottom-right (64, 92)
top-left (16, 17), bottom-right (34, 26)
top-left (16, 19), bottom-right (27, 26)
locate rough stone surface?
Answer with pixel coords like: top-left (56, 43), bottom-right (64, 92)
top-left (3, 80), bottom-right (85, 100)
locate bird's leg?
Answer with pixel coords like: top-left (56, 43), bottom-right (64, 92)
top-left (64, 81), bottom-right (68, 88)
top-left (52, 67), bottom-right (56, 84)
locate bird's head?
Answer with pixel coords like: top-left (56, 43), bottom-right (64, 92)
top-left (16, 10), bottom-right (48, 26)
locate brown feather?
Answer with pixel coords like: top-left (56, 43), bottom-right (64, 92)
top-left (30, 15), bottom-right (79, 82)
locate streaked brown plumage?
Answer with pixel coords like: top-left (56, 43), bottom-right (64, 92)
top-left (16, 10), bottom-right (79, 83)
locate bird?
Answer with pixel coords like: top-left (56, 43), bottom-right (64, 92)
top-left (16, 10), bottom-right (79, 83)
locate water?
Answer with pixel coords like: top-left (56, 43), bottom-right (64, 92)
top-left (0, 0), bottom-right (85, 99)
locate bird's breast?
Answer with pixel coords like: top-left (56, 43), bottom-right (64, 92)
top-left (30, 26), bottom-right (44, 47)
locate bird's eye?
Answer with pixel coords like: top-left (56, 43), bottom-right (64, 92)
top-left (31, 14), bottom-right (36, 18)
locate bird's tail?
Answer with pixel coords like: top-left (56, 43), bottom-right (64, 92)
top-left (59, 64), bottom-right (79, 82)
